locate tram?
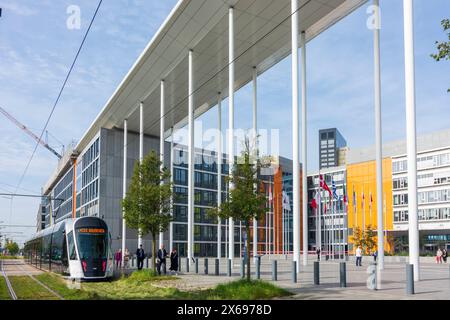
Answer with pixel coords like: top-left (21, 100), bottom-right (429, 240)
top-left (24, 216), bottom-right (113, 280)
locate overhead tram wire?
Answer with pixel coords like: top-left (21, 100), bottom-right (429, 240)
top-left (79, 1), bottom-right (311, 185)
top-left (11, 0), bottom-right (104, 199)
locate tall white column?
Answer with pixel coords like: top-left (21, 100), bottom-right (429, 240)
top-left (188, 49), bottom-right (195, 263)
top-left (122, 119), bottom-right (128, 268)
top-left (228, 6), bottom-right (235, 263)
top-left (403, 0), bottom-right (419, 281)
top-left (169, 127), bottom-right (174, 252)
top-left (252, 67), bottom-right (258, 262)
top-left (301, 31), bottom-right (308, 266)
top-left (373, 0), bottom-right (384, 270)
top-left (217, 93), bottom-right (222, 259)
top-left (291, 0), bottom-right (300, 272)
top-left (159, 80), bottom-right (165, 248)
top-left (138, 102), bottom-right (144, 248)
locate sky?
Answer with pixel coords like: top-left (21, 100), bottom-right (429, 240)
top-left (0, 0), bottom-right (449, 245)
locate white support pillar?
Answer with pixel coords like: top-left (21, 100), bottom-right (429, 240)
top-left (217, 93), bottom-right (222, 259)
top-left (252, 67), bottom-right (258, 262)
top-left (159, 80), bottom-right (165, 248)
top-left (169, 127), bottom-right (174, 253)
top-left (228, 6), bottom-right (235, 263)
top-left (188, 49), bottom-right (195, 263)
top-left (122, 119), bottom-right (128, 268)
top-left (373, 0), bottom-right (384, 270)
top-left (301, 31), bottom-right (308, 266)
top-left (403, 0), bottom-right (420, 281)
top-left (138, 102), bottom-right (144, 248)
top-left (291, 0), bottom-right (300, 272)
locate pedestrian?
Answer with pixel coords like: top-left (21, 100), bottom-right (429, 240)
top-left (124, 248), bottom-right (130, 268)
top-left (436, 248), bottom-right (443, 264)
top-left (373, 250), bottom-right (377, 263)
top-left (114, 249), bottom-right (122, 269)
top-left (355, 246), bottom-right (362, 267)
top-left (136, 244), bottom-right (145, 270)
top-left (169, 248), bottom-right (179, 274)
top-left (316, 248), bottom-right (321, 261)
top-left (157, 244), bottom-right (168, 275)
top-left (443, 249), bottom-right (448, 263)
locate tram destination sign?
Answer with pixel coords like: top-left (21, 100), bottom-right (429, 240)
top-left (78, 228), bottom-right (106, 234)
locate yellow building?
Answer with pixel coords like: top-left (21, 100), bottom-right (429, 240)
top-left (346, 158), bottom-right (393, 254)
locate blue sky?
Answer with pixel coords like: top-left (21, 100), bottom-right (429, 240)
top-left (0, 0), bottom-right (449, 244)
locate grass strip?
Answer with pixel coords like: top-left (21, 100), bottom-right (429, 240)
top-left (0, 277), bottom-right (11, 300)
top-left (9, 276), bottom-right (59, 300)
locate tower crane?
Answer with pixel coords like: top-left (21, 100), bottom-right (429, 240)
top-left (0, 106), bottom-right (62, 159)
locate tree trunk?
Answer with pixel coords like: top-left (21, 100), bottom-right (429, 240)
top-left (246, 223), bottom-right (251, 281)
top-left (152, 233), bottom-right (157, 273)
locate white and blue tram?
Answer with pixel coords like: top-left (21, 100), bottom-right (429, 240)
top-left (24, 216), bottom-right (114, 280)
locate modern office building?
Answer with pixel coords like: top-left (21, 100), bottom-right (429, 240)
top-left (319, 128), bottom-right (347, 169)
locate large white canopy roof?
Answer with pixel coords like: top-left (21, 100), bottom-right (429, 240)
top-left (76, 0), bottom-right (367, 153)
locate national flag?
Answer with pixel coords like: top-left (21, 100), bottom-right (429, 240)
top-left (332, 180), bottom-right (338, 200)
top-left (361, 190), bottom-right (365, 210)
top-left (319, 174), bottom-right (333, 200)
top-left (369, 192), bottom-right (373, 209)
top-left (282, 191), bottom-right (291, 211)
top-left (352, 187), bottom-right (357, 210)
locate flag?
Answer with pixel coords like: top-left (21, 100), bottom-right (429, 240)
top-left (361, 190), bottom-right (365, 210)
top-left (332, 180), bottom-right (338, 200)
top-left (282, 191), bottom-right (291, 211)
top-left (369, 192), bottom-right (373, 209)
top-left (352, 187), bottom-right (356, 210)
top-left (319, 174), bottom-right (333, 200)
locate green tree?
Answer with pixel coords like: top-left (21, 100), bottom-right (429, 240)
top-left (122, 151), bottom-right (172, 273)
top-left (351, 227), bottom-right (364, 251)
top-left (6, 241), bottom-right (19, 256)
top-left (431, 18), bottom-right (450, 92)
top-left (364, 225), bottom-right (377, 255)
top-left (208, 138), bottom-right (267, 281)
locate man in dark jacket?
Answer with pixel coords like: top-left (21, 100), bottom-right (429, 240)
top-left (157, 244), bottom-right (168, 275)
top-left (169, 248), bottom-right (179, 273)
top-left (136, 245), bottom-right (145, 270)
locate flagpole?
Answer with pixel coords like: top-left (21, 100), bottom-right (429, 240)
top-left (318, 175), bottom-right (322, 260)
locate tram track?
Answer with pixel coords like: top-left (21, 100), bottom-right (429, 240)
top-left (1, 260), bottom-right (18, 300)
top-left (16, 263), bottom-right (64, 300)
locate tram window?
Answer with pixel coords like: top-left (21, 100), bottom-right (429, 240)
top-left (68, 232), bottom-right (77, 260)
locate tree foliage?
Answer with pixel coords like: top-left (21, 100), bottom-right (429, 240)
top-left (431, 18), bottom-right (450, 92)
top-left (208, 138), bottom-right (268, 280)
top-left (5, 240), bottom-right (19, 256)
top-left (364, 225), bottom-right (377, 254)
top-left (122, 151), bottom-right (172, 272)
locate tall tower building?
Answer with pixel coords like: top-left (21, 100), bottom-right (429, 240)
top-left (319, 128), bottom-right (347, 169)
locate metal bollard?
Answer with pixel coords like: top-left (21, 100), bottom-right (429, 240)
top-left (204, 258), bottom-right (208, 275)
top-left (272, 260), bottom-right (277, 281)
top-left (178, 256), bottom-right (181, 272)
top-left (256, 256), bottom-right (261, 280)
top-left (186, 258), bottom-right (190, 273)
top-left (292, 261), bottom-right (297, 283)
top-left (215, 258), bottom-right (219, 276)
top-left (240, 259), bottom-right (245, 278)
top-left (146, 257), bottom-right (149, 269)
top-left (314, 261), bottom-right (320, 285)
top-left (340, 262), bottom-right (347, 288)
top-left (227, 259), bottom-right (232, 277)
top-left (195, 258), bottom-right (199, 274)
top-left (406, 264), bottom-right (414, 295)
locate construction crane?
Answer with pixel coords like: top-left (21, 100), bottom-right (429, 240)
top-left (0, 106), bottom-right (62, 159)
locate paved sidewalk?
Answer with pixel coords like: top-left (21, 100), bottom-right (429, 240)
top-left (165, 258), bottom-right (450, 300)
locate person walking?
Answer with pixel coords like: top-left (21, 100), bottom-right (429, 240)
top-left (114, 249), bottom-right (122, 269)
top-left (124, 248), bottom-right (130, 268)
top-left (355, 246), bottom-right (362, 267)
top-left (136, 245), bottom-right (145, 270)
top-left (436, 248), bottom-right (443, 264)
top-left (316, 248), bottom-right (321, 261)
top-left (157, 244), bottom-right (168, 275)
top-left (169, 248), bottom-right (179, 274)
top-left (373, 250), bottom-right (377, 263)
top-left (442, 249), bottom-right (448, 263)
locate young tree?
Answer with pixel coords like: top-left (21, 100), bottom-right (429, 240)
top-left (351, 227), bottom-right (364, 252)
top-left (122, 151), bottom-right (172, 273)
top-left (431, 18), bottom-right (450, 92)
top-left (208, 138), bottom-right (267, 281)
top-left (364, 225), bottom-right (377, 255)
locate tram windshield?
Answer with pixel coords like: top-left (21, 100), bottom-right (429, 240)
top-left (75, 227), bottom-right (108, 260)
